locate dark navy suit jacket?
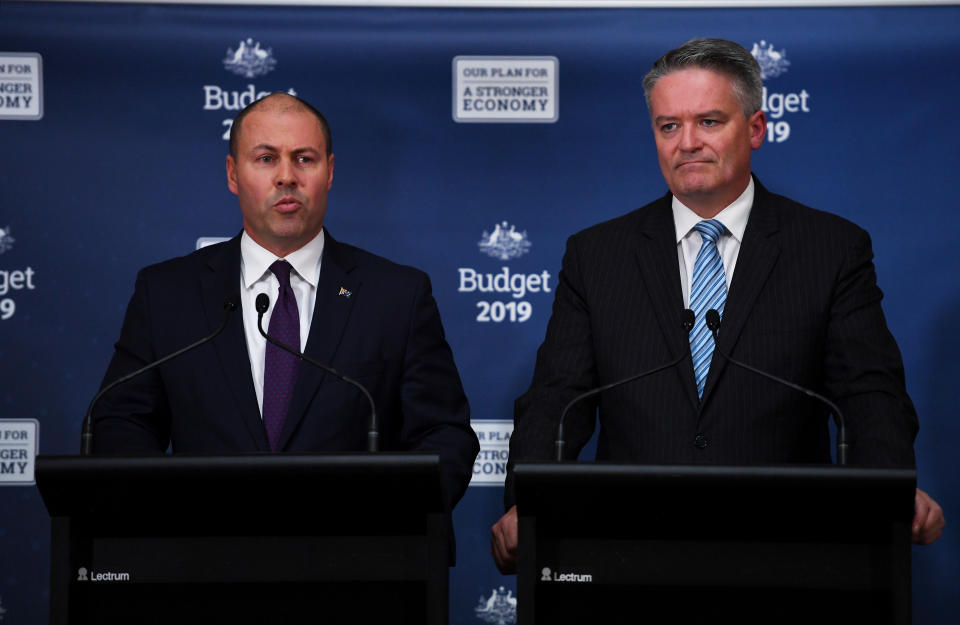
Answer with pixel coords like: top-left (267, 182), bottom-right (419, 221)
top-left (93, 231), bottom-right (479, 516)
top-left (506, 178), bottom-right (918, 507)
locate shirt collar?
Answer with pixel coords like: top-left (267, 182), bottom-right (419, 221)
top-left (240, 228), bottom-right (325, 289)
top-left (672, 177), bottom-right (754, 244)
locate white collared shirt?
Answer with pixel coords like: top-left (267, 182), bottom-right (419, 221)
top-left (673, 178), bottom-right (754, 308)
top-left (240, 229), bottom-right (325, 416)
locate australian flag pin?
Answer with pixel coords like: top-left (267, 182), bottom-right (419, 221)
top-left (338, 287), bottom-right (352, 298)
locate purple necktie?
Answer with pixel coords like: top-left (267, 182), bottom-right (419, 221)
top-left (262, 260), bottom-right (300, 451)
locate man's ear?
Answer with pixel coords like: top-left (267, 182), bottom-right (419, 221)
top-left (748, 109), bottom-right (767, 150)
top-left (226, 154), bottom-right (239, 196)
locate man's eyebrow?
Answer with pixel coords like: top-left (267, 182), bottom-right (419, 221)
top-left (654, 110), bottom-right (731, 124)
top-left (248, 144), bottom-right (322, 155)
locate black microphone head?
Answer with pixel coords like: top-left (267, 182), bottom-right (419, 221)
top-left (706, 309), bottom-right (721, 332)
top-left (255, 293), bottom-right (270, 314)
top-left (224, 294), bottom-right (240, 312)
top-left (682, 309), bottom-right (695, 332)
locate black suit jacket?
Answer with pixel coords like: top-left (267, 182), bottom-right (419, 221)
top-left (94, 231), bottom-right (479, 514)
top-left (506, 178), bottom-right (918, 507)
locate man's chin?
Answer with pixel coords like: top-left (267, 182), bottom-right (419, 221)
top-left (673, 179), bottom-right (717, 199)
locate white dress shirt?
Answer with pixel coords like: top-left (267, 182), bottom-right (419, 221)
top-left (673, 178), bottom-right (754, 308)
top-left (239, 229), bottom-right (325, 416)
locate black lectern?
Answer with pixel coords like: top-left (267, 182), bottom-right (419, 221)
top-left (514, 464), bottom-right (915, 625)
top-left (36, 454), bottom-right (448, 625)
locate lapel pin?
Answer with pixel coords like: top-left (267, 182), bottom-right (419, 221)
top-left (338, 287), bottom-right (352, 298)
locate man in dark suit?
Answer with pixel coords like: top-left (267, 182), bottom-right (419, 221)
top-left (92, 93), bottom-right (479, 517)
top-left (491, 38), bottom-right (943, 572)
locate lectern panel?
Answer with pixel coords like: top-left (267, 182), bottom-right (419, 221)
top-left (515, 464), bottom-right (914, 625)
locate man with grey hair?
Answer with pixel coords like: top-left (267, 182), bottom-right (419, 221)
top-left (642, 37), bottom-right (764, 118)
top-left (491, 38), bottom-right (943, 573)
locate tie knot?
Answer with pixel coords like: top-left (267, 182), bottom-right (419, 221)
top-left (694, 219), bottom-right (725, 244)
top-left (269, 260), bottom-right (293, 288)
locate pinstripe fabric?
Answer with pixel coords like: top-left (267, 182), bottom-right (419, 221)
top-left (505, 178), bottom-right (918, 509)
top-left (689, 220), bottom-right (727, 398)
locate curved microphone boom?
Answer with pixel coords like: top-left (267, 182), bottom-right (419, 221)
top-left (256, 293), bottom-right (380, 453)
top-left (704, 309), bottom-right (849, 465)
top-left (81, 294), bottom-right (240, 456)
top-left (554, 309), bottom-right (695, 462)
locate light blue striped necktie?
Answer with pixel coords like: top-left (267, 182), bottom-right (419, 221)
top-left (689, 219), bottom-right (727, 399)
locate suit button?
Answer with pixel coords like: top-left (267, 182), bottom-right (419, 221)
top-left (694, 433), bottom-right (708, 449)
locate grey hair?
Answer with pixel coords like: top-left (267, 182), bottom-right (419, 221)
top-left (642, 38), bottom-right (763, 117)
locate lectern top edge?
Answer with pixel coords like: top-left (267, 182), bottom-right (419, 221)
top-left (513, 462), bottom-right (916, 485)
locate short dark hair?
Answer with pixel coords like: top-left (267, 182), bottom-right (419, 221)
top-left (228, 92), bottom-right (333, 158)
top-left (642, 38), bottom-right (763, 117)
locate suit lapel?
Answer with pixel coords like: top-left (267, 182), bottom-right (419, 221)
top-left (201, 235), bottom-right (270, 451)
top-left (278, 231), bottom-right (360, 449)
top-left (634, 195), bottom-right (700, 412)
top-left (700, 178), bottom-right (781, 405)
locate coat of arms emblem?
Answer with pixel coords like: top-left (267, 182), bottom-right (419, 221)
top-left (223, 38), bottom-right (277, 79)
top-left (0, 227), bottom-right (14, 255)
top-left (478, 221), bottom-right (531, 261)
top-left (751, 40), bottom-right (790, 80)
top-left (474, 586), bottom-right (517, 624)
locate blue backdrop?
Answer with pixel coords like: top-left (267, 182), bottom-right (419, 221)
top-left (1, 2), bottom-right (958, 623)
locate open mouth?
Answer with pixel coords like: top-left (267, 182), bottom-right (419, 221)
top-left (274, 197), bottom-right (301, 212)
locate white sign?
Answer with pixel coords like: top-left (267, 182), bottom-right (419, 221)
top-left (453, 56), bottom-right (558, 123)
top-left (0, 419), bottom-right (39, 485)
top-left (196, 236), bottom-right (230, 249)
top-left (0, 53), bottom-right (43, 120)
top-left (470, 419), bottom-right (512, 486)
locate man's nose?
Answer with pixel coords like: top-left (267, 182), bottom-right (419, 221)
top-left (679, 124), bottom-right (702, 151)
top-left (274, 159), bottom-right (297, 187)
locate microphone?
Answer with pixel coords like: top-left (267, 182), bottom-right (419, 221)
top-left (705, 309), bottom-right (849, 465)
top-left (255, 293), bottom-right (380, 453)
top-left (554, 309), bottom-right (696, 461)
top-left (81, 294), bottom-right (240, 456)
